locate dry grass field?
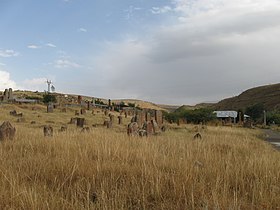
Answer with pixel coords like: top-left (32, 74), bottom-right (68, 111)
top-left (0, 104), bottom-right (279, 209)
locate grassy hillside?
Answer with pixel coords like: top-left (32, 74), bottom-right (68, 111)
top-left (0, 104), bottom-right (279, 209)
top-left (214, 83), bottom-right (280, 111)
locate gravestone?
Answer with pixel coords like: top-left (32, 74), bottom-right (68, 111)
top-left (76, 118), bottom-right (85, 127)
top-left (75, 110), bottom-right (79, 116)
top-left (127, 122), bottom-right (139, 136)
top-left (155, 110), bottom-right (163, 127)
top-left (43, 125), bottom-right (53, 137)
top-left (109, 114), bottom-right (115, 123)
top-left (47, 103), bottom-right (54, 113)
top-left (118, 116), bottom-right (123, 124)
top-left (145, 112), bottom-right (151, 122)
top-left (151, 120), bottom-right (160, 134)
top-left (0, 121), bottom-right (16, 141)
top-left (70, 118), bottom-right (77, 124)
top-left (80, 109), bottom-right (86, 115)
top-left (146, 121), bottom-right (154, 136)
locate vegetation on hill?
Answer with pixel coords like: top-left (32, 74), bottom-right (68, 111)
top-left (164, 107), bottom-right (216, 124)
top-left (214, 83), bottom-right (280, 111)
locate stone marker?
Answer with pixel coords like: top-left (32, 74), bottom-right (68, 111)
top-left (151, 120), bottom-right (160, 134)
top-left (146, 121), bottom-right (154, 136)
top-left (127, 122), bottom-right (139, 136)
top-left (47, 103), bottom-right (54, 113)
top-left (0, 121), bottom-right (16, 141)
top-left (75, 110), bottom-right (79, 116)
top-left (60, 125), bottom-right (67, 132)
top-left (77, 118), bottom-right (85, 127)
top-left (70, 118), bottom-right (77, 124)
top-left (109, 114), bottom-right (115, 123)
top-left (43, 125), bottom-right (53, 137)
top-left (80, 109), bottom-right (86, 115)
top-left (155, 110), bottom-right (163, 127)
top-left (118, 116), bottom-right (123, 124)
top-left (81, 127), bottom-right (90, 132)
top-left (10, 110), bottom-right (17, 116)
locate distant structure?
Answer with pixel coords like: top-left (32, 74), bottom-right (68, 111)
top-left (0, 88), bottom-right (14, 102)
top-left (46, 80), bottom-right (55, 93)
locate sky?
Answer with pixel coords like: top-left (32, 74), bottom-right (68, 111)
top-left (1, 0), bottom-right (280, 105)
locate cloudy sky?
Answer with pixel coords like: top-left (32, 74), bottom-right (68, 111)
top-left (1, 0), bottom-right (280, 105)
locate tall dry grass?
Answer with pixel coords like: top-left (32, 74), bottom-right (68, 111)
top-left (0, 126), bottom-right (278, 209)
top-left (0, 104), bottom-right (279, 209)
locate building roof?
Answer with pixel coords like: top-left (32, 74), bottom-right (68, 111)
top-left (214, 111), bottom-right (237, 118)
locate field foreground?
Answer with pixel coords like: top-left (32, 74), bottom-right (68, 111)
top-left (0, 106), bottom-right (279, 209)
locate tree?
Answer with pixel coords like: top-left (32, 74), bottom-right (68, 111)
top-left (245, 103), bottom-right (264, 121)
top-left (43, 93), bottom-right (57, 104)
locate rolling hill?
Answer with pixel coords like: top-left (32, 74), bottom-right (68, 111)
top-left (214, 83), bottom-right (280, 111)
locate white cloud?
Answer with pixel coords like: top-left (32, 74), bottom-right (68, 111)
top-left (90, 0), bottom-right (280, 104)
top-left (151, 6), bottom-right (172, 14)
top-left (28, 45), bottom-right (41, 49)
top-left (0, 49), bottom-right (19, 58)
top-left (0, 70), bottom-right (17, 89)
top-left (54, 59), bottom-right (81, 69)
top-left (46, 43), bottom-right (56, 48)
top-left (0, 63), bottom-right (6, 66)
top-left (21, 77), bottom-right (47, 91)
top-left (78, 28), bottom-right (87, 32)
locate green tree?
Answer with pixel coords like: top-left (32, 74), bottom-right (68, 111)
top-left (245, 103), bottom-right (264, 121)
top-left (43, 94), bottom-right (57, 104)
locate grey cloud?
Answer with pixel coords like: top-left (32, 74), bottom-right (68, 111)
top-left (88, 1), bottom-right (280, 105)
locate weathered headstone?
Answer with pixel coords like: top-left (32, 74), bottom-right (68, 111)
top-left (75, 110), bottom-right (79, 116)
top-left (155, 110), bottom-right (163, 127)
top-left (77, 118), bottom-right (85, 127)
top-left (104, 120), bottom-right (112, 128)
top-left (0, 121), bottom-right (16, 141)
top-left (151, 120), bottom-right (160, 134)
top-left (78, 95), bottom-right (82, 104)
top-left (118, 116), bottom-right (123, 124)
top-left (80, 109), bottom-right (86, 115)
top-left (8, 88), bottom-right (13, 100)
top-left (127, 122), bottom-right (139, 136)
top-left (47, 103), bottom-right (54, 113)
top-left (104, 110), bottom-right (108, 116)
top-left (10, 110), bottom-right (17, 116)
top-left (109, 114), bottom-right (115, 123)
top-left (81, 127), bottom-right (90, 132)
top-left (3, 89), bottom-right (8, 101)
top-left (60, 125), bottom-right (67, 132)
top-left (146, 121), bottom-right (154, 136)
top-left (43, 125), bottom-right (53, 137)
top-left (145, 112), bottom-right (151, 122)
top-left (70, 118), bottom-right (77, 124)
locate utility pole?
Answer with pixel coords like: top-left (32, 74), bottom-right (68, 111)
top-left (263, 110), bottom-right (267, 126)
top-left (46, 80), bottom-right (52, 93)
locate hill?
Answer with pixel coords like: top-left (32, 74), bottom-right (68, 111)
top-left (214, 83), bottom-right (280, 111)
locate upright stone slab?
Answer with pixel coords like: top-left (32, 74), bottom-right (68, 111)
top-left (3, 89), bottom-right (8, 101)
top-left (118, 116), bottom-right (123, 124)
top-left (80, 109), bottom-right (86, 115)
top-left (70, 118), bottom-right (77, 124)
top-left (109, 114), bottom-right (115, 123)
top-left (146, 121), bottom-right (154, 136)
top-left (0, 121), bottom-right (16, 141)
top-left (76, 118), bottom-right (85, 127)
top-left (155, 110), bottom-right (163, 127)
top-left (151, 119), bottom-right (160, 134)
top-left (145, 112), bottom-right (151, 122)
top-left (104, 110), bottom-right (109, 116)
top-left (8, 88), bottom-right (13, 100)
top-left (127, 122), bottom-right (139, 136)
top-left (43, 125), bottom-right (53, 137)
top-left (47, 103), bottom-right (54, 113)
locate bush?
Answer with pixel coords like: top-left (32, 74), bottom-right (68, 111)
top-left (43, 94), bottom-right (57, 104)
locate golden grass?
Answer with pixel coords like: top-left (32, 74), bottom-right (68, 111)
top-left (0, 104), bottom-right (279, 209)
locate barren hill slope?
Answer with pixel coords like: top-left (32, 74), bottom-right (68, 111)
top-left (214, 83), bottom-right (280, 111)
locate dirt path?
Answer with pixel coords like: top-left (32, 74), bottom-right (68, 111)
top-left (262, 129), bottom-right (280, 150)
